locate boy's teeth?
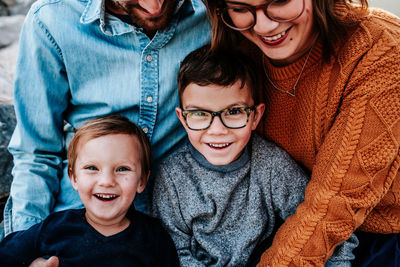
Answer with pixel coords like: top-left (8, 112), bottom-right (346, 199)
top-left (95, 194), bottom-right (117, 200)
top-left (209, 143), bottom-right (230, 148)
top-left (263, 30), bottom-right (286, 41)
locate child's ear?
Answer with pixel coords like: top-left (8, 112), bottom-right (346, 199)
top-left (175, 107), bottom-right (187, 129)
top-left (137, 171), bottom-right (150, 194)
top-left (251, 103), bottom-right (265, 130)
top-left (69, 168), bottom-right (79, 191)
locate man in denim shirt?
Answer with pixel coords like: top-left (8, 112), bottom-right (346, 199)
top-left (2, 0), bottom-right (210, 242)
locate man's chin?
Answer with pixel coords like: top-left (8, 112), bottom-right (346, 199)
top-left (127, 1), bottom-right (177, 32)
top-left (139, 20), bottom-right (169, 32)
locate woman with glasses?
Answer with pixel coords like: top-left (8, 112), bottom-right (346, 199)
top-left (204, 0), bottom-right (400, 266)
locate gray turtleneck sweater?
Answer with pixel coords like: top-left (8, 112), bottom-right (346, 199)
top-left (152, 134), bottom-right (355, 266)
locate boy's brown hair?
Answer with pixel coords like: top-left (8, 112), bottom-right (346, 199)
top-left (177, 44), bottom-right (261, 107)
top-left (67, 115), bottom-right (151, 180)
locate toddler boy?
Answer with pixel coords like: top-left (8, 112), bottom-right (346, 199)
top-left (0, 115), bottom-right (178, 266)
top-left (152, 45), bottom-right (356, 266)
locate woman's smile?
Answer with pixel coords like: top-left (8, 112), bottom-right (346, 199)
top-left (259, 26), bottom-right (292, 45)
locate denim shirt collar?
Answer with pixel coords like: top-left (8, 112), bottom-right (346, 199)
top-left (80, 0), bottom-right (193, 35)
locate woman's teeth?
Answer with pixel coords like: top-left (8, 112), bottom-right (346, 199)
top-left (263, 30), bottom-right (286, 41)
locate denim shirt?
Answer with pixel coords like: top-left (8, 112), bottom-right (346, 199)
top-left (4, 0), bottom-right (210, 235)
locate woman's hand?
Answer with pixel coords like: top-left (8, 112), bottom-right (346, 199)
top-left (29, 256), bottom-right (59, 267)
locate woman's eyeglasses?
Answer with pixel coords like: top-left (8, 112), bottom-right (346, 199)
top-left (218, 0), bottom-right (305, 31)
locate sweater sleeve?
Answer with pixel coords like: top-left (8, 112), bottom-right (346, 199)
top-left (152, 165), bottom-right (206, 267)
top-left (268, 144), bottom-right (308, 221)
top-left (0, 222), bottom-right (42, 265)
top-left (258, 23), bottom-right (400, 266)
top-left (268, 141), bottom-right (357, 266)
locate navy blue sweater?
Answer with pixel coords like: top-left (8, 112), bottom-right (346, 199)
top-left (0, 208), bottom-right (178, 266)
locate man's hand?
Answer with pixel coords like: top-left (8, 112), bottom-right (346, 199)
top-left (29, 256), bottom-right (59, 267)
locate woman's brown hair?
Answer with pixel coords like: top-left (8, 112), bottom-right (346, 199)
top-left (204, 0), bottom-right (369, 61)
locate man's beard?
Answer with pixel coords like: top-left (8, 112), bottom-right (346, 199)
top-left (107, 0), bottom-right (179, 32)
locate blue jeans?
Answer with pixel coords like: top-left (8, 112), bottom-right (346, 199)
top-left (0, 221), bottom-right (4, 241)
top-left (351, 231), bottom-right (400, 267)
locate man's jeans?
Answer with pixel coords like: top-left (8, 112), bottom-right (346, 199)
top-left (0, 221), bottom-right (5, 241)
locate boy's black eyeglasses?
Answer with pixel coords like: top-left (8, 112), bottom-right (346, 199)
top-left (181, 106), bottom-right (255, 130)
top-left (217, 0), bottom-right (305, 31)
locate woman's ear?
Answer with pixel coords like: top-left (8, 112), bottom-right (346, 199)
top-left (251, 103), bottom-right (265, 130)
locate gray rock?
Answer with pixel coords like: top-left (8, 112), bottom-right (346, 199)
top-left (1, 0), bottom-right (16, 7)
top-left (0, 0), bottom-right (33, 16)
top-left (9, 0), bottom-right (33, 15)
top-left (0, 103), bottom-right (15, 199)
top-left (0, 3), bottom-right (9, 16)
top-left (0, 14), bottom-right (24, 47)
top-left (0, 15), bottom-right (23, 100)
top-left (0, 40), bottom-right (18, 99)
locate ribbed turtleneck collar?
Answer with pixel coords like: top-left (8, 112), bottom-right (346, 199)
top-left (263, 39), bottom-right (323, 81)
top-left (188, 139), bottom-right (250, 173)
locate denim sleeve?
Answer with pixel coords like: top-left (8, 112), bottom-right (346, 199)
top-left (4, 8), bottom-right (69, 235)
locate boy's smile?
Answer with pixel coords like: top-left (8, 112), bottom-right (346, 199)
top-left (70, 134), bottom-right (146, 234)
top-left (177, 81), bottom-right (265, 166)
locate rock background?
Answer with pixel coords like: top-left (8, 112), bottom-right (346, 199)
top-left (370, 0), bottom-right (400, 17)
top-left (0, 104), bottom-right (15, 197)
top-left (0, 0), bottom-right (33, 220)
top-left (0, 0), bottom-right (33, 103)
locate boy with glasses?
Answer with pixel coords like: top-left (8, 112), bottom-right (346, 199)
top-left (152, 45), bottom-right (356, 266)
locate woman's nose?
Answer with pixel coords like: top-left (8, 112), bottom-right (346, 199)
top-left (252, 9), bottom-right (280, 34)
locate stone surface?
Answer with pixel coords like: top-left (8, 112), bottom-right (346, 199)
top-left (9, 0), bottom-right (34, 15)
top-left (0, 40), bottom-right (18, 100)
top-left (0, 14), bottom-right (24, 47)
top-left (0, 0), bottom-right (34, 16)
top-left (0, 14), bottom-right (23, 100)
top-left (0, 103), bottom-right (15, 199)
top-left (370, 0), bottom-right (400, 17)
top-left (0, 3), bottom-right (8, 17)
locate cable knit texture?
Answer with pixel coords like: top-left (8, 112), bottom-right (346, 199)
top-left (256, 6), bottom-right (400, 267)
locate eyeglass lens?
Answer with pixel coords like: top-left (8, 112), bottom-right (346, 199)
top-left (185, 108), bottom-right (251, 130)
top-left (222, 0), bottom-right (304, 30)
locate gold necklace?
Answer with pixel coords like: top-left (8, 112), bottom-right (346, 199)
top-left (263, 40), bottom-right (317, 97)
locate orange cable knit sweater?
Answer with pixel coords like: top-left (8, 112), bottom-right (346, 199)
top-left (257, 7), bottom-right (400, 267)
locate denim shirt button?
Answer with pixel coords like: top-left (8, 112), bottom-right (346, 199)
top-left (146, 55), bottom-right (152, 62)
top-left (146, 96), bottom-right (153, 103)
top-left (142, 127), bottom-right (149, 134)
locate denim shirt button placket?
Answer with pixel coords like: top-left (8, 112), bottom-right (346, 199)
top-left (138, 45), bottom-right (158, 139)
